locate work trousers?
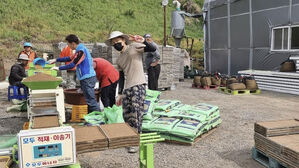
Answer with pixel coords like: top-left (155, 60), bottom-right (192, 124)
top-left (80, 76), bottom-right (100, 113)
top-left (147, 64), bottom-right (161, 90)
top-left (100, 80), bottom-right (118, 108)
top-left (122, 84), bottom-right (146, 133)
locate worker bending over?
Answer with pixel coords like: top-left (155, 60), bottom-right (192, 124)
top-left (93, 58), bottom-right (119, 108)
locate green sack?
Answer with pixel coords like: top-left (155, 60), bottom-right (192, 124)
top-left (148, 117), bottom-right (180, 132)
top-left (190, 103), bottom-right (219, 118)
top-left (146, 89), bottom-right (161, 103)
top-left (166, 110), bottom-right (207, 122)
top-left (172, 104), bottom-right (193, 111)
top-left (170, 119), bottom-right (209, 138)
top-left (143, 99), bottom-right (155, 120)
top-left (207, 115), bottom-right (222, 130)
top-left (142, 117), bottom-right (158, 132)
top-left (0, 135), bottom-right (17, 149)
top-left (84, 111), bottom-right (106, 125)
top-left (155, 100), bottom-right (181, 111)
top-left (104, 105), bottom-right (124, 124)
top-left (152, 110), bottom-right (172, 118)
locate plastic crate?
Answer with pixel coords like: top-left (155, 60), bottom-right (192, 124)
top-left (70, 105), bottom-right (88, 122)
top-left (28, 69), bottom-right (57, 77)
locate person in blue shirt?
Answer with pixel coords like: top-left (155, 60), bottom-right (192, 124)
top-left (50, 34), bottom-right (100, 112)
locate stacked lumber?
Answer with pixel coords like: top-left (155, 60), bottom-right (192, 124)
top-left (254, 119), bottom-right (299, 168)
top-left (100, 123), bottom-right (139, 149)
top-left (74, 126), bottom-right (108, 154)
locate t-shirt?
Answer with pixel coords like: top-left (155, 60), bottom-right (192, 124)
top-left (117, 42), bottom-right (146, 90)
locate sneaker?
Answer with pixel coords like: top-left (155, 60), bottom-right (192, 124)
top-left (127, 146), bottom-right (138, 153)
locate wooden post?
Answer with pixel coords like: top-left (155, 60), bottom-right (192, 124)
top-left (163, 6), bottom-right (167, 47)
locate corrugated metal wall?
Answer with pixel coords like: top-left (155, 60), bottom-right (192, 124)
top-left (205, 0), bottom-right (299, 75)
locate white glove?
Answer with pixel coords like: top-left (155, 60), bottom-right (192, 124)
top-left (51, 66), bottom-right (59, 71)
top-left (49, 59), bottom-right (56, 64)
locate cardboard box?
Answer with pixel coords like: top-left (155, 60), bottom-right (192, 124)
top-left (254, 119), bottom-right (299, 137)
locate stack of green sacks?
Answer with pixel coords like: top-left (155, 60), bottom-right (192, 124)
top-left (142, 99), bottom-right (222, 144)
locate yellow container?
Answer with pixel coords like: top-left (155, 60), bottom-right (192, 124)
top-left (70, 105), bottom-right (88, 122)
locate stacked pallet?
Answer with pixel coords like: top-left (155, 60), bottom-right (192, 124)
top-left (239, 70), bottom-right (299, 95)
top-left (290, 56), bottom-right (299, 72)
top-left (74, 126), bottom-right (108, 154)
top-left (100, 123), bottom-right (139, 149)
top-left (254, 119), bottom-right (299, 168)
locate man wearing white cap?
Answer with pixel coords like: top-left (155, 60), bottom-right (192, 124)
top-left (105, 31), bottom-right (156, 153)
top-left (9, 54), bottom-right (29, 87)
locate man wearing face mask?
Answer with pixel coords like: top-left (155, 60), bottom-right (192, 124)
top-left (9, 54), bottom-right (29, 87)
top-left (50, 34), bottom-right (100, 113)
top-left (105, 31), bottom-right (156, 153)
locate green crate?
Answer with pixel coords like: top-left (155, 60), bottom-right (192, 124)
top-left (28, 69), bottom-right (57, 77)
top-left (22, 77), bottom-right (62, 90)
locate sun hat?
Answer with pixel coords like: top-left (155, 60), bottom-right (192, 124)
top-left (105, 31), bottom-right (131, 46)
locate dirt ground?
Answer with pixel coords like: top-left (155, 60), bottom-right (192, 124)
top-left (0, 79), bottom-right (298, 168)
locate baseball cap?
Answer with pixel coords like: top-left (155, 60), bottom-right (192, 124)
top-left (143, 34), bottom-right (151, 38)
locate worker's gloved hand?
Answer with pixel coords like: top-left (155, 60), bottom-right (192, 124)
top-left (51, 66), bottom-right (59, 71)
top-left (48, 59), bottom-right (56, 64)
top-left (116, 95), bottom-right (123, 106)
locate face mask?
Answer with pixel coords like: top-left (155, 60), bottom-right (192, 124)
top-left (113, 42), bottom-right (123, 51)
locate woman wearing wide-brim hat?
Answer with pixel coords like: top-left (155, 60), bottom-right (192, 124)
top-left (106, 31), bottom-right (156, 153)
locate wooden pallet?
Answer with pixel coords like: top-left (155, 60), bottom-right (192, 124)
top-left (252, 147), bottom-right (288, 168)
top-left (219, 87), bottom-right (261, 95)
top-left (165, 126), bottom-right (218, 146)
top-left (192, 84), bottom-right (220, 90)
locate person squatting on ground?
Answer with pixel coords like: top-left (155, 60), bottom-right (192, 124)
top-left (59, 45), bottom-right (78, 89)
top-left (18, 42), bottom-right (38, 69)
top-left (9, 54), bottom-right (29, 87)
top-left (143, 34), bottom-right (161, 90)
top-left (50, 34), bottom-right (100, 113)
top-left (105, 31), bottom-right (156, 153)
top-left (93, 58), bottom-right (119, 108)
